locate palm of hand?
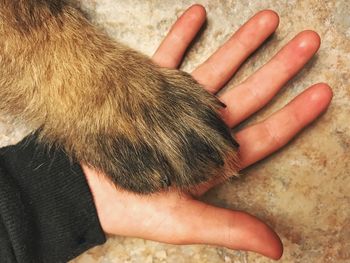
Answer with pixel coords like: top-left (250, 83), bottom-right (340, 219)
top-left (83, 5), bottom-right (332, 260)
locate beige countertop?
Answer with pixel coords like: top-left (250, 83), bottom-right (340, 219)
top-left (1, 0), bottom-right (348, 262)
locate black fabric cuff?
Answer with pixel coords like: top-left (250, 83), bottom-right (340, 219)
top-left (0, 133), bottom-right (106, 263)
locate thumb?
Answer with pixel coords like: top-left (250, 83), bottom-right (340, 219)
top-left (182, 200), bottom-right (283, 260)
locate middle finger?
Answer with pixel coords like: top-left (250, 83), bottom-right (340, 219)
top-left (220, 30), bottom-right (321, 127)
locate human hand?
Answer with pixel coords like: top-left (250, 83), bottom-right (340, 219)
top-left (83, 5), bottom-right (332, 260)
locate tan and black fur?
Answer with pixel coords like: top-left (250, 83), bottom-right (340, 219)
top-left (0, 0), bottom-right (239, 194)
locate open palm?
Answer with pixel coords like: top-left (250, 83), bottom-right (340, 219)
top-left (83, 5), bottom-right (332, 260)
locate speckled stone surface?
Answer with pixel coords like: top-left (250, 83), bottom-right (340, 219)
top-left (1, 0), bottom-right (348, 262)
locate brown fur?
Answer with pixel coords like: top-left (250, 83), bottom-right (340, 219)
top-left (0, 0), bottom-right (239, 194)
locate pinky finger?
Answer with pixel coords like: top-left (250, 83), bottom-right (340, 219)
top-left (152, 4), bottom-right (206, 68)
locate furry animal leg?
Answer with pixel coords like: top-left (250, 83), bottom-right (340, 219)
top-left (0, 0), bottom-right (239, 193)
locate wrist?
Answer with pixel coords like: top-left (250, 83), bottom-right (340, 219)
top-left (81, 164), bottom-right (116, 235)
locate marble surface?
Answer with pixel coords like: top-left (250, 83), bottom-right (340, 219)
top-left (1, 0), bottom-right (348, 262)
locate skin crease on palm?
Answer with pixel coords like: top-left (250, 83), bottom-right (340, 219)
top-left (81, 5), bottom-right (333, 260)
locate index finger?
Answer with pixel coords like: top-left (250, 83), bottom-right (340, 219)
top-left (191, 83), bottom-right (332, 196)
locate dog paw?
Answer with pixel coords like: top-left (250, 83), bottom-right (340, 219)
top-left (67, 68), bottom-right (240, 194)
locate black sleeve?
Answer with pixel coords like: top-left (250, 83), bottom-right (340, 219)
top-left (0, 134), bottom-right (106, 263)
